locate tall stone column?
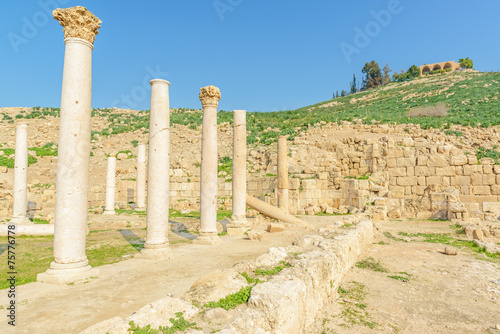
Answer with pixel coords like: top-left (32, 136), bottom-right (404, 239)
top-left (11, 123), bottom-right (30, 224)
top-left (135, 144), bottom-right (146, 211)
top-left (228, 110), bottom-right (248, 233)
top-left (103, 156), bottom-right (116, 215)
top-left (139, 79), bottom-right (171, 258)
top-left (277, 135), bottom-right (289, 213)
top-left (38, 6), bottom-right (101, 284)
top-left (195, 86), bottom-right (222, 245)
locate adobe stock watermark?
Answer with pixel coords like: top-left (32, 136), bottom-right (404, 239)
top-left (339, 0), bottom-right (405, 63)
top-left (110, 65), bottom-right (170, 110)
top-left (7, 0), bottom-right (71, 54)
top-left (213, 0), bottom-right (243, 21)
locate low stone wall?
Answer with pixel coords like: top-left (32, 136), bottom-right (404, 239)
top-left (79, 216), bottom-right (373, 334)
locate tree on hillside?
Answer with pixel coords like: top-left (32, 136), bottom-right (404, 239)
top-left (350, 73), bottom-right (357, 94)
top-left (459, 57), bottom-right (473, 69)
top-left (362, 60), bottom-right (382, 90)
top-left (381, 63), bottom-right (391, 86)
top-left (335, 90), bottom-right (339, 98)
top-left (407, 65), bottom-right (421, 78)
top-left (341, 90), bottom-right (346, 97)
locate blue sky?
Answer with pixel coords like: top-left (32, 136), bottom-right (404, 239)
top-left (1, 0), bottom-right (499, 112)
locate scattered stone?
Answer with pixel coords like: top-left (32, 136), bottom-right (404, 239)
top-left (247, 230), bottom-right (265, 241)
top-left (0, 166), bottom-right (8, 173)
top-left (267, 223), bottom-right (285, 233)
top-left (94, 206), bottom-right (104, 214)
top-left (116, 152), bottom-right (128, 160)
top-left (472, 229), bottom-right (484, 241)
top-left (444, 246), bottom-right (457, 255)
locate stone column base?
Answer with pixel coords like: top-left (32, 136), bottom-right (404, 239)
top-left (103, 210), bottom-right (115, 215)
top-left (134, 207), bottom-right (146, 212)
top-left (136, 244), bottom-right (172, 259)
top-left (193, 232), bottom-right (222, 245)
top-left (228, 218), bottom-right (249, 229)
top-left (37, 261), bottom-right (99, 285)
top-left (10, 217), bottom-right (32, 225)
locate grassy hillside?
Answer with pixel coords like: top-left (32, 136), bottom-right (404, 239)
top-left (3, 71), bottom-right (500, 146)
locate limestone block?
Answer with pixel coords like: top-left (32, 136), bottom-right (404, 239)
top-left (417, 176), bottom-right (426, 186)
top-left (472, 229), bottom-right (484, 241)
top-left (79, 316), bottom-right (129, 334)
top-left (491, 186), bottom-right (500, 195)
top-left (182, 269), bottom-right (248, 305)
top-left (127, 297), bottom-right (198, 329)
top-left (480, 158), bottom-right (495, 165)
top-left (463, 165), bottom-right (481, 176)
top-left (450, 155), bottom-right (468, 166)
top-left (415, 166), bottom-right (431, 176)
top-left (426, 176), bottom-right (442, 185)
top-left (406, 166), bottom-right (415, 176)
top-left (427, 155), bottom-right (447, 167)
top-left (493, 165), bottom-right (500, 174)
top-left (390, 168), bottom-right (406, 177)
top-left (397, 157), bottom-right (416, 167)
top-left (483, 174), bottom-right (496, 185)
top-left (473, 186), bottom-right (491, 195)
top-left (417, 156), bottom-right (428, 166)
top-left (467, 155), bottom-right (478, 165)
top-left (435, 167), bottom-right (455, 176)
top-left (483, 165), bottom-right (493, 174)
top-left (397, 176), bottom-right (417, 186)
top-left (267, 223), bottom-right (285, 233)
top-left (387, 158), bottom-right (397, 168)
top-left (389, 186), bottom-right (405, 199)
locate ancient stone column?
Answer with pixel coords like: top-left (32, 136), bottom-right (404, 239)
top-left (103, 156), bottom-right (116, 215)
top-left (38, 6), bottom-right (101, 284)
top-left (228, 110), bottom-right (248, 233)
top-left (195, 86), bottom-right (222, 244)
top-left (139, 79), bottom-right (171, 258)
top-left (11, 123), bottom-right (30, 224)
top-left (277, 136), bottom-right (289, 213)
top-left (135, 144), bottom-right (146, 211)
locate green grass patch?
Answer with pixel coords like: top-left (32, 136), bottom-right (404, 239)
top-left (387, 275), bottom-right (410, 282)
top-left (255, 261), bottom-right (293, 276)
top-left (29, 143), bottom-right (58, 157)
top-left (31, 218), bottom-right (50, 224)
top-left (355, 257), bottom-right (389, 272)
top-left (476, 147), bottom-right (500, 164)
top-left (87, 243), bottom-right (142, 267)
top-left (337, 281), bottom-right (378, 329)
top-left (0, 235), bottom-right (54, 289)
top-left (204, 286), bottom-right (253, 311)
top-left (127, 312), bottom-right (197, 333)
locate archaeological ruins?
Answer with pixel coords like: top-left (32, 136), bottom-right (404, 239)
top-left (419, 60), bottom-right (461, 75)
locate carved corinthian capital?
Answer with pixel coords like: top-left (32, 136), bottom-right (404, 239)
top-left (199, 86), bottom-right (221, 108)
top-left (53, 6), bottom-right (101, 44)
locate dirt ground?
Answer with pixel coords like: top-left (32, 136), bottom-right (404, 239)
top-left (310, 220), bottom-right (500, 334)
top-left (1, 218), bottom-right (499, 334)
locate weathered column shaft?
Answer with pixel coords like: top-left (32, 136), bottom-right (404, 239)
top-left (230, 110), bottom-right (247, 227)
top-left (104, 156), bottom-right (116, 214)
top-left (277, 135), bottom-right (289, 213)
top-left (38, 6), bottom-right (101, 284)
top-left (140, 79), bottom-right (171, 258)
top-left (135, 144), bottom-right (146, 211)
top-left (196, 85), bottom-right (222, 244)
top-left (12, 123), bottom-right (29, 223)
